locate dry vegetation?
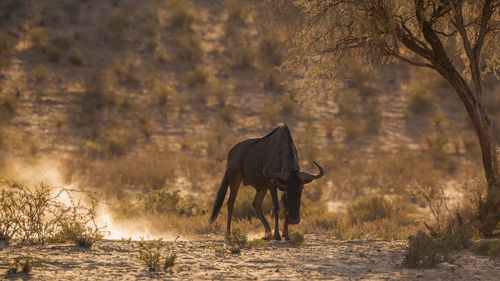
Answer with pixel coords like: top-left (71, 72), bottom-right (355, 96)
top-left (0, 0), bottom-right (499, 278)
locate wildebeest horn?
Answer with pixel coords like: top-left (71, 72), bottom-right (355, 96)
top-left (298, 161), bottom-right (324, 183)
top-left (263, 164), bottom-right (289, 182)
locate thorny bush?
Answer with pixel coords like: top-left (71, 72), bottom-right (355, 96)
top-left (0, 179), bottom-right (106, 246)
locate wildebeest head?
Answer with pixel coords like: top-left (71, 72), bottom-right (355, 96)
top-left (263, 162), bottom-right (324, 224)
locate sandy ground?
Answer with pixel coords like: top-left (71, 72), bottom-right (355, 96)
top-left (1, 235), bottom-right (499, 281)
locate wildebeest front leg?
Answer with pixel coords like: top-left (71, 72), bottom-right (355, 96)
top-left (269, 187), bottom-right (281, 240)
top-left (253, 189), bottom-right (272, 239)
top-left (283, 220), bottom-right (290, 240)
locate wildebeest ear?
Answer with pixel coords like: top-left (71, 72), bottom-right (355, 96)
top-left (270, 179), bottom-right (287, 191)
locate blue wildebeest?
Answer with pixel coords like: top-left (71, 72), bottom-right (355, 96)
top-left (210, 124), bottom-right (324, 240)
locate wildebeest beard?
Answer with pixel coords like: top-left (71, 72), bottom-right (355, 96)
top-left (281, 173), bottom-right (302, 224)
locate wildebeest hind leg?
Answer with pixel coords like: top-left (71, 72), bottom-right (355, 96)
top-left (226, 173), bottom-right (242, 234)
top-left (270, 187), bottom-right (281, 240)
top-left (253, 189), bottom-right (272, 239)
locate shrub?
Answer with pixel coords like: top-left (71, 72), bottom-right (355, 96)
top-left (288, 231), bottom-right (306, 246)
top-left (472, 240), bottom-right (500, 256)
top-left (6, 255), bottom-right (33, 275)
top-left (405, 227), bottom-right (472, 268)
top-left (225, 227), bottom-right (247, 248)
top-left (138, 239), bottom-right (162, 271)
top-left (101, 7), bottom-right (134, 45)
top-left (143, 188), bottom-right (181, 214)
top-left (324, 118), bottom-right (337, 137)
top-left (343, 118), bottom-right (367, 141)
top-left (186, 65), bottom-right (209, 87)
top-left (44, 45), bottom-right (63, 63)
top-left (0, 32), bottom-right (14, 66)
top-left (261, 67), bottom-right (285, 92)
top-left (163, 252), bottom-right (177, 269)
top-left (167, 0), bottom-right (195, 30)
top-left (50, 35), bottom-right (72, 50)
top-left (0, 181), bottom-right (106, 245)
top-left (104, 134), bottom-right (127, 156)
top-left (175, 34), bottom-right (202, 61)
top-left (0, 32), bottom-right (15, 56)
top-left (259, 35), bottom-right (283, 67)
top-left (81, 69), bottom-right (110, 115)
top-left (138, 239), bottom-right (176, 271)
top-left (154, 46), bottom-right (169, 63)
top-left (407, 85), bottom-right (433, 115)
top-left (58, 198), bottom-right (105, 248)
top-left (84, 141), bottom-right (102, 157)
top-left (225, 0), bottom-right (248, 26)
top-left (347, 196), bottom-right (394, 223)
top-left (68, 48), bottom-right (83, 65)
top-left (219, 105), bottom-right (235, 124)
top-left (233, 40), bottom-right (255, 69)
top-left (29, 27), bottom-right (49, 49)
top-left (152, 81), bottom-right (173, 106)
top-left (0, 92), bottom-right (17, 122)
top-left (31, 65), bottom-right (52, 83)
top-left (61, 0), bottom-right (81, 22)
top-left (404, 231), bottom-right (445, 268)
top-left (246, 238), bottom-right (269, 248)
top-left (113, 58), bottom-right (139, 84)
top-left (345, 65), bottom-right (379, 99)
top-left (0, 0), bottom-right (24, 20)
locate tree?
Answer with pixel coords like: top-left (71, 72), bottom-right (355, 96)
top-left (282, 0), bottom-right (500, 235)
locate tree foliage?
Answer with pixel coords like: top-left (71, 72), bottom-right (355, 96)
top-left (284, 0), bottom-right (499, 89)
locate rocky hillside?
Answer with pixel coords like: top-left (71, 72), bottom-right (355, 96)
top-left (0, 0), bottom-right (498, 205)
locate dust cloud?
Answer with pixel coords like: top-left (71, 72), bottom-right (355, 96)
top-left (0, 155), bottom-right (178, 241)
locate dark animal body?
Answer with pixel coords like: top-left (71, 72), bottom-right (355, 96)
top-left (210, 124), bottom-right (324, 240)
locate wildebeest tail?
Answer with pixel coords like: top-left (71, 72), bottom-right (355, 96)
top-left (210, 170), bottom-right (229, 223)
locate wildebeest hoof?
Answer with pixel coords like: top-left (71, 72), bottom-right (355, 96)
top-left (283, 235), bottom-right (290, 241)
top-left (273, 233), bottom-right (281, 240)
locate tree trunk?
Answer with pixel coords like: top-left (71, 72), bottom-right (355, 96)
top-left (436, 67), bottom-right (500, 235)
